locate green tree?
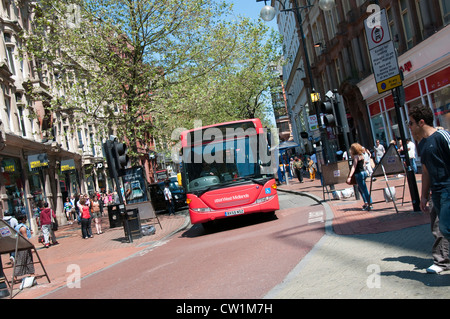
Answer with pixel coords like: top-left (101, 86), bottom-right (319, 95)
top-left (23, 0), bottom-right (281, 160)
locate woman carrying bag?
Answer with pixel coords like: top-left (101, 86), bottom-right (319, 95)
top-left (347, 143), bottom-right (373, 211)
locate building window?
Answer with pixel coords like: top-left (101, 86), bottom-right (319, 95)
top-left (324, 8), bottom-right (337, 40)
top-left (17, 105), bottom-right (26, 137)
top-left (77, 129), bottom-right (83, 148)
top-left (387, 7), bottom-right (399, 49)
top-left (440, 0), bottom-right (450, 25)
top-left (342, 0), bottom-right (351, 19)
top-left (334, 58), bottom-right (342, 85)
top-left (399, 0), bottom-right (413, 49)
top-left (63, 126), bottom-right (70, 150)
top-left (4, 33), bottom-right (16, 75)
top-left (5, 96), bottom-right (12, 131)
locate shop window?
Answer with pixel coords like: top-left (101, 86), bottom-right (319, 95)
top-left (27, 169), bottom-right (45, 217)
top-left (388, 108), bottom-right (400, 140)
top-left (2, 158), bottom-right (27, 218)
top-left (371, 114), bottom-right (388, 146)
top-left (431, 86), bottom-right (450, 130)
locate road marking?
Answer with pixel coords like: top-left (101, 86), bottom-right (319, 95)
top-left (308, 211), bottom-right (324, 224)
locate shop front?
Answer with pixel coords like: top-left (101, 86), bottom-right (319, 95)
top-left (1, 135), bottom-right (83, 235)
top-left (359, 25), bottom-right (450, 149)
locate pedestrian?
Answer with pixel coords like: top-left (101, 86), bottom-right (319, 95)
top-left (347, 143), bottom-right (373, 211)
top-left (39, 202), bottom-right (58, 248)
top-left (3, 210), bottom-right (18, 264)
top-left (427, 201), bottom-right (450, 274)
top-left (64, 197), bottom-right (74, 224)
top-left (307, 157), bottom-right (316, 181)
top-left (293, 156), bottom-right (304, 183)
top-left (79, 198), bottom-right (93, 239)
top-left (13, 215), bottom-right (35, 279)
top-left (362, 147), bottom-right (373, 177)
top-left (164, 180), bottom-right (175, 215)
top-left (91, 194), bottom-right (103, 235)
top-left (406, 138), bottom-right (418, 174)
top-left (374, 139), bottom-right (385, 164)
top-left (70, 195), bottom-right (77, 222)
top-left (409, 104), bottom-right (450, 241)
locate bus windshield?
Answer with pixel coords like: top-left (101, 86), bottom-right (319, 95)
top-left (182, 136), bottom-right (273, 193)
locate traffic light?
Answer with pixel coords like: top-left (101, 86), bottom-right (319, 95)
top-left (103, 139), bottom-right (130, 177)
top-left (320, 100), bottom-right (336, 126)
top-left (112, 140), bottom-right (130, 174)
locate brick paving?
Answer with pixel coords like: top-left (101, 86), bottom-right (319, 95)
top-left (278, 172), bottom-right (430, 235)
top-left (1, 212), bottom-right (189, 299)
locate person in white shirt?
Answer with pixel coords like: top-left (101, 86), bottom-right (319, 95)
top-left (374, 139), bottom-right (385, 164)
top-left (406, 138), bottom-right (418, 173)
top-left (362, 147), bottom-right (373, 176)
top-left (164, 180), bottom-right (175, 215)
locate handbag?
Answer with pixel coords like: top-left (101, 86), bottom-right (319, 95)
top-left (346, 174), bottom-right (356, 185)
top-left (52, 219), bottom-right (58, 231)
top-left (20, 276), bottom-right (36, 289)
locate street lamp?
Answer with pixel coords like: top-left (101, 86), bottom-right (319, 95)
top-left (310, 90), bottom-right (320, 103)
top-left (318, 0), bottom-right (336, 11)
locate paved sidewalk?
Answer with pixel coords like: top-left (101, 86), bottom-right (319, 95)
top-left (2, 212), bottom-right (190, 299)
top-left (268, 173), bottom-right (450, 299)
top-left (278, 173), bottom-right (429, 235)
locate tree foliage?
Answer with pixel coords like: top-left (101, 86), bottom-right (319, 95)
top-left (23, 0), bottom-right (282, 159)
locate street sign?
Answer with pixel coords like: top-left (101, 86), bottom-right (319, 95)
top-left (308, 114), bottom-right (319, 131)
top-left (364, 8), bottom-right (391, 50)
top-left (371, 41), bottom-right (403, 93)
top-left (364, 8), bottom-right (402, 94)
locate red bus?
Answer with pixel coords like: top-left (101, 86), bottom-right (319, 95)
top-left (179, 118), bottom-right (279, 227)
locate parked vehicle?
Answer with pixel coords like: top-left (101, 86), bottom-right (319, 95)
top-left (148, 177), bottom-right (187, 212)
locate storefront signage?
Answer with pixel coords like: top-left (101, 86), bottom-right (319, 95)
top-left (28, 153), bottom-right (48, 170)
top-left (1, 159), bottom-right (16, 173)
top-left (61, 159), bottom-right (76, 172)
top-left (308, 115), bottom-right (319, 131)
top-left (364, 9), bottom-right (402, 94)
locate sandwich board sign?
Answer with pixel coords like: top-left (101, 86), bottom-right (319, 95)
top-left (364, 8), bottom-right (402, 94)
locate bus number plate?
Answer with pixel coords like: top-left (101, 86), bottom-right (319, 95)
top-left (225, 209), bottom-right (244, 216)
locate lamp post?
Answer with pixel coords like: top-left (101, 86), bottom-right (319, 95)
top-left (258, 0), bottom-right (317, 102)
top-left (257, 0), bottom-right (335, 163)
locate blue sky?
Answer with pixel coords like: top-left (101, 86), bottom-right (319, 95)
top-left (225, 0), bottom-right (279, 30)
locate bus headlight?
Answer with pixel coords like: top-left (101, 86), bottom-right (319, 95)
top-left (256, 195), bottom-right (275, 204)
top-left (192, 207), bottom-right (212, 212)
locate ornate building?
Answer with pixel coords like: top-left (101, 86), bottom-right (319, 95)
top-left (275, 0), bottom-right (449, 163)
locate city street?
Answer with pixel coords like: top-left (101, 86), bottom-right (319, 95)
top-left (4, 177), bottom-right (450, 301)
top-left (11, 192), bottom-right (324, 299)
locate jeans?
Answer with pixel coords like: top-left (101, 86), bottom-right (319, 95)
top-left (432, 188), bottom-right (450, 241)
top-left (166, 200), bottom-right (175, 215)
top-left (355, 171), bottom-right (372, 205)
top-left (430, 206), bottom-right (450, 269)
top-left (410, 158), bottom-right (418, 174)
